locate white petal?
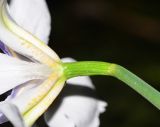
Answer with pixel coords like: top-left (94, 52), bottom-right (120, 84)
top-left (9, 0), bottom-right (51, 44)
top-left (10, 75), bottom-right (58, 114)
top-left (45, 57), bottom-right (107, 127)
top-left (45, 96), bottom-right (107, 127)
top-left (61, 57), bottom-right (76, 63)
top-left (0, 0), bottom-right (60, 66)
top-left (23, 78), bottom-right (65, 126)
top-left (0, 53), bottom-right (52, 94)
top-left (0, 75), bottom-right (63, 126)
top-left (0, 102), bottom-right (26, 127)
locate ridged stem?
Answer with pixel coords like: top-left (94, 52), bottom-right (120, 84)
top-left (63, 61), bottom-right (160, 110)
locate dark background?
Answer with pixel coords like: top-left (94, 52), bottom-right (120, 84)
top-left (47, 0), bottom-right (160, 127)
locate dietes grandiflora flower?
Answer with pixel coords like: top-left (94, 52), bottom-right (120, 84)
top-left (0, 0), bottom-right (107, 127)
top-left (1, 0), bottom-right (160, 126)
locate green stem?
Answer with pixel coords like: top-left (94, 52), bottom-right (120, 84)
top-left (63, 61), bottom-right (160, 110)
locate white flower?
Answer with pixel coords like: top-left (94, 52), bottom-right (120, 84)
top-left (0, 0), bottom-right (107, 127)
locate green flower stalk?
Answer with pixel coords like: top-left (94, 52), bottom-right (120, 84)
top-left (63, 61), bottom-right (160, 110)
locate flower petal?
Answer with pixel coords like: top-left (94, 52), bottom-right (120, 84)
top-left (9, 0), bottom-right (51, 44)
top-left (23, 78), bottom-right (65, 126)
top-left (45, 97), bottom-right (107, 127)
top-left (0, 102), bottom-right (26, 127)
top-left (10, 73), bottom-right (59, 114)
top-left (44, 58), bottom-right (107, 127)
top-left (1, 76), bottom-right (65, 126)
top-left (0, 40), bottom-right (10, 55)
top-left (0, 0), bottom-right (60, 66)
top-left (0, 53), bottom-right (52, 95)
top-left (0, 73), bottom-right (63, 126)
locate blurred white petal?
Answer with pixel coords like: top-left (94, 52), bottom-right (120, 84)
top-left (0, 53), bottom-right (52, 95)
top-left (0, 0), bottom-right (60, 65)
top-left (45, 58), bottom-right (107, 127)
top-left (0, 102), bottom-right (26, 127)
top-left (45, 96), bottom-right (107, 127)
top-left (9, 0), bottom-right (51, 44)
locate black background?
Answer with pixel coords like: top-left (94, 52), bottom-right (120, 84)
top-left (48, 0), bottom-right (160, 127)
